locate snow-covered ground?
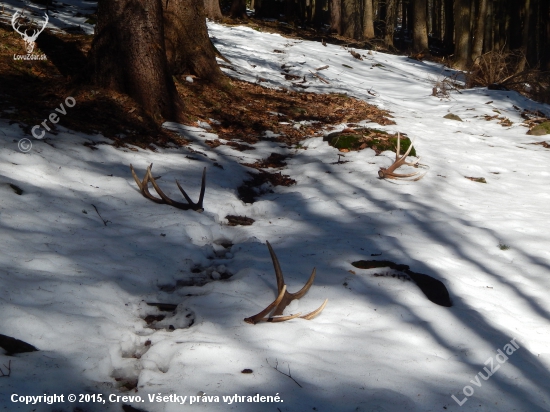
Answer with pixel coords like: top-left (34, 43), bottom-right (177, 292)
top-left (2, 7), bottom-right (550, 412)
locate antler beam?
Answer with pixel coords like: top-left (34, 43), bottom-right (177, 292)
top-left (378, 133), bottom-right (424, 180)
top-left (130, 164), bottom-right (206, 212)
top-left (244, 241), bottom-right (328, 324)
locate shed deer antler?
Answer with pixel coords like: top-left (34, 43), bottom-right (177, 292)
top-left (378, 133), bottom-right (424, 180)
top-left (130, 164), bottom-right (206, 212)
top-left (244, 241), bottom-right (328, 324)
top-left (11, 11), bottom-right (49, 54)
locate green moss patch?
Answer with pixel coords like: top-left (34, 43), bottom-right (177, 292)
top-left (443, 113), bottom-right (462, 121)
top-left (324, 128), bottom-right (416, 156)
top-left (528, 121), bottom-right (550, 136)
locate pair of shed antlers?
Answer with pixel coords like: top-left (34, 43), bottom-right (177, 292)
top-left (130, 165), bottom-right (327, 324)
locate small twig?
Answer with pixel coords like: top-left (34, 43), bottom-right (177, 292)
top-left (91, 204), bottom-right (111, 226)
top-left (0, 360), bottom-right (11, 377)
top-left (267, 359), bottom-right (302, 388)
top-left (309, 70), bottom-right (330, 84)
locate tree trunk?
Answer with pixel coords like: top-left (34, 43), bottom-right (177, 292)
top-left (363, 0), bottom-right (375, 38)
top-left (402, 0), bottom-right (408, 35)
top-left (471, 0), bottom-right (487, 62)
top-left (384, 0), bottom-right (396, 47)
top-left (204, 0), bottom-right (223, 19)
top-left (230, 0), bottom-right (248, 18)
top-left (412, 0), bottom-right (428, 52)
top-left (163, 0), bottom-right (225, 83)
top-left (443, 0), bottom-right (453, 52)
top-left (483, 0), bottom-right (493, 52)
top-left (453, 0), bottom-right (471, 69)
top-left (517, 0), bottom-right (531, 71)
top-left (341, 0), bottom-right (362, 39)
top-left (88, 0), bottom-right (180, 122)
top-left (330, 0), bottom-right (342, 33)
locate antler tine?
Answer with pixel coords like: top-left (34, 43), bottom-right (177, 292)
top-left (244, 285), bottom-right (287, 325)
top-left (301, 298), bottom-right (328, 320)
top-left (175, 167), bottom-right (206, 211)
top-left (130, 163), bottom-right (143, 190)
top-left (245, 241), bottom-right (327, 324)
top-left (266, 241), bottom-right (285, 293)
top-left (378, 133), bottom-right (423, 180)
top-left (130, 164), bottom-right (164, 203)
top-left (130, 164), bottom-right (206, 211)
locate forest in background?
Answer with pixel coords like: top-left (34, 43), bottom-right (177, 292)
top-left (212, 0), bottom-right (550, 102)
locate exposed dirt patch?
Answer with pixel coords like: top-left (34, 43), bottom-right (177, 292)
top-left (237, 170), bottom-right (296, 204)
top-left (226, 141), bottom-right (256, 151)
top-left (243, 152), bottom-right (288, 168)
top-left (226, 215), bottom-right (255, 226)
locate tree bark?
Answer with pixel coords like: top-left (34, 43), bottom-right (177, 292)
top-left (163, 0), bottom-right (224, 83)
top-left (204, 0), bottom-right (223, 19)
top-left (341, 0), bottom-right (361, 39)
top-left (518, 0), bottom-right (531, 71)
top-left (330, 0), bottom-right (342, 34)
top-left (230, 0), bottom-right (248, 18)
top-left (384, 0), bottom-right (396, 47)
top-left (88, 0), bottom-right (180, 122)
top-left (363, 0), bottom-right (375, 38)
top-left (443, 0), bottom-right (453, 52)
top-left (412, 0), bottom-right (429, 52)
top-left (453, 0), bottom-right (471, 69)
top-left (483, 0), bottom-right (493, 52)
top-left (471, 0), bottom-right (487, 62)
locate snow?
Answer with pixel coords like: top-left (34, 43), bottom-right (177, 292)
top-left (2, 9), bottom-right (550, 412)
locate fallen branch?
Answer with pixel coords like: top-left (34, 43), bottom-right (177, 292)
top-left (92, 204), bottom-right (111, 226)
top-left (0, 360), bottom-right (11, 377)
top-left (309, 70), bottom-right (330, 84)
top-left (267, 359), bottom-right (302, 388)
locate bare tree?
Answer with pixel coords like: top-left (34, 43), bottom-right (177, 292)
top-left (384, 0), bottom-right (397, 48)
top-left (454, 0), bottom-right (471, 69)
top-left (363, 0), bottom-right (375, 39)
top-left (412, 0), bottom-right (429, 52)
top-left (471, 0), bottom-right (487, 62)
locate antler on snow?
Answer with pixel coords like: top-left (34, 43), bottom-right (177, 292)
top-left (130, 163), bottom-right (206, 212)
top-left (378, 133), bottom-right (424, 181)
top-left (244, 241), bottom-right (328, 324)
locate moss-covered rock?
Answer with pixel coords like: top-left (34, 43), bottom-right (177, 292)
top-left (324, 128), bottom-right (417, 156)
top-left (528, 121), bottom-right (550, 136)
top-left (444, 113), bottom-right (462, 121)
